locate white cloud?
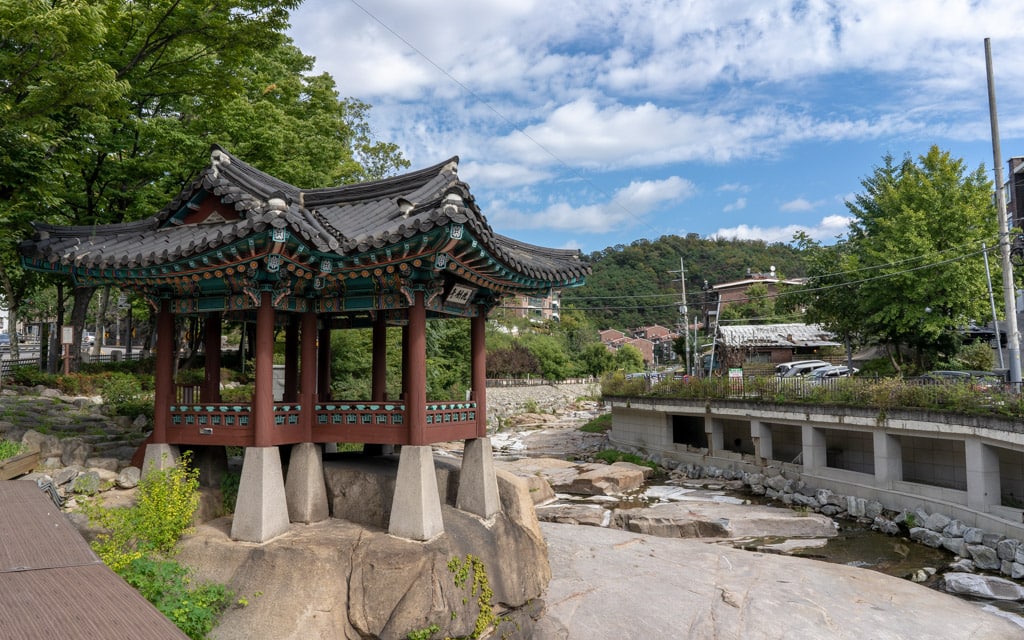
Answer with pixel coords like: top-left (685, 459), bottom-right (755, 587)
top-left (723, 198), bottom-right (747, 213)
top-left (285, 0), bottom-right (1024, 250)
top-left (490, 176), bottom-right (695, 233)
top-left (711, 214), bottom-right (852, 244)
top-left (780, 198), bottom-right (822, 212)
top-left (461, 161), bottom-right (551, 189)
top-left (717, 183), bottom-right (750, 193)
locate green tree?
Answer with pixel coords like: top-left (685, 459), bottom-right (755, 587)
top-left (840, 147), bottom-right (997, 372)
top-left (1, 0), bottom-right (408, 364)
top-left (794, 232), bottom-right (862, 367)
top-left (521, 333), bottom-right (571, 381)
top-left (577, 342), bottom-right (615, 377)
top-left (613, 343), bottom-right (645, 372)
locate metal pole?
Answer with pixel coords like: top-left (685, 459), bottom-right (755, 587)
top-left (985, 38), bottom-right (1022, 385)
top-left (708, 296), bottom-right (721, 377)
top-left (670, 258), bottom-right (689, 375)
top-left (982, 242), bottom-right (1005, 369)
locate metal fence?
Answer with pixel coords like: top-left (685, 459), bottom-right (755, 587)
top-left (604, 373), bottom-right (1024, 420)
top-left (0, 351), bottom-right (148, 379)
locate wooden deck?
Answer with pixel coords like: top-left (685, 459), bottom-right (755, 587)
top-left (0, 480), bottom-right (188, 639)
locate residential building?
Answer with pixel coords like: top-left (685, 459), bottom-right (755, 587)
top-left (501, 291), bottom-right (561, 322)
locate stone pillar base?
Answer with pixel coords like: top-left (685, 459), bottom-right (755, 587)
top-left (285, 442), bottom-right (329, 524)
top-left (456, 437), bottom-right (501, 519)
top-left (231, 447), bottom-right (290, 543)
top-left (388, 445), bottom-right (444, 540)
top-left (142, 443), bottom-right (180, 475)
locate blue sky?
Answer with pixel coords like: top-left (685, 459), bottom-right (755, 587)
top-left (287, 1), bottom-right (1024, 255)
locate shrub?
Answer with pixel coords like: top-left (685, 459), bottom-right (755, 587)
top-left (10, 365), bottom-right (57, 388)
top-left (599, 371), bottom-right (648, 396)
top-left (0, 440), bottom-right (26, 460)
top-left (84, 452), bottom-right (200, 571)
top-left (220, 384), bottom-right (253, 403)
top-left (80, 453), bottom-right (221, 638)
top-left (119, 556), bottom-right (232, 640)
top-left (101, 373), bottom-right (144, 407)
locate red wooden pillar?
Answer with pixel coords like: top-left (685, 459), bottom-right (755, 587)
top-left (153, 300), bottom-right (175, 444)
top-left (300, 310), bottom-right (318, 439)
top-left (317, 325), bottom-right (332, 401)
top-left (372, 315), bottom-right (387, 401)
top-left (471, 309), bottom-right (487, 437)
top-left (401, 324), bottom-right (410, 399)
top-left (284, 316), bottom-right (299, 402)
top-left (203, 312), bottom-right (222, 403)
top-left (406, 291), bottom-right (427, 445)
top-left (252, 291), bottom-right (275, 448)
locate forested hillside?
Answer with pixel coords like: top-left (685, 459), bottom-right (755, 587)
top-left (561, 234), bottom-right (806, 330)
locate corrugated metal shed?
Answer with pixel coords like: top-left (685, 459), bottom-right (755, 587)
top-left (718, 323), bottom-right (839, 348)
top-left (0, 480), bottom-right (188, 639)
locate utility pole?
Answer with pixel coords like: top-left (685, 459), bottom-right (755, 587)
top-left (985, 38), bottom-right (1022, 385)
top-left (670, 258), bottom-right (689, 375)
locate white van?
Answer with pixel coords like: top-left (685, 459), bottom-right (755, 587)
top-left (777, 360), bottom-right (829, 378)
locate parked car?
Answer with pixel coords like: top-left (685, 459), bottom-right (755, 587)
top-left (82, 331), bottom-right (96, 346)
top-left (0, 334), bottom-right (10, 349)
top-left (922, 370), bottom-right (1002, 390)
top-left (779, 361), bottom-right (831, 378)
top-left (775, 359), bottom-right (829, 376)
top-left (808, 365), bottom-right (858, 384)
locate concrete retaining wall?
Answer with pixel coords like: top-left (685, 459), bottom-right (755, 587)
top-left (607, 396), bottom-right (1024, 539)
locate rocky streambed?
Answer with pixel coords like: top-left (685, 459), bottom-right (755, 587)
top-left (480, 391), bottom-right (1024, 629)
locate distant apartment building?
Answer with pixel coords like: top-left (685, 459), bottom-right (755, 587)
top-left (501, 291), bottom-right (561, 321)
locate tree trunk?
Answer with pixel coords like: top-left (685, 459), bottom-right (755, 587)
top-left (92, 286), bottom-right (110, 357)
top-left (69, 286), bottom-right (97, 372)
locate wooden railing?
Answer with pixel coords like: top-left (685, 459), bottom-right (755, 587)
top-left (165, 399), bottom-right (479, 447)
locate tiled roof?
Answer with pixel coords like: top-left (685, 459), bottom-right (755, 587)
top-left (718, 323), bottom-right (839, 348)
top-left (0, 480), bottom-right (188, 639)
top-left (21, 146), bottom-right (589, 286)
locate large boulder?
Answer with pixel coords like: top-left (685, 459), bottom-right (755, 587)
top-left (943, 572), bottom-right (1024, 601)
top-left (611, 501), bottom-right (837, 540)
top-left (178, 454), bottom-right (550, 640)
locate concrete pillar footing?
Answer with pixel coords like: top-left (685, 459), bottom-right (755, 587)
top-left (285, 442), bottom-right (329, 524)
top-left (142, 443), bottom-right (180, 475)
top-left (456, 437), bottom-right (501, 519)
top-left (388, 445), bottom-right (444, 540)
top-left (231, 446), bottom-right (290, 543)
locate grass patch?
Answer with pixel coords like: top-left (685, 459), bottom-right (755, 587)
top-left (578, 413), bottom-right (611, 433)
top-left (0, 440), bottom-right (26, 460)
top-left (593, 448), bottom-right (658, 471)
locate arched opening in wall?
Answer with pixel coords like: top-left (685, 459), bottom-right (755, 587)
top-left (899, 436), bottom-right (966, 491)
top-left (671, 415), bottom-right (707, 448)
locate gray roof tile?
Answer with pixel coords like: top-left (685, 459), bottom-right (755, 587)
top-left (22, 146), bottom-right (588, 287)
